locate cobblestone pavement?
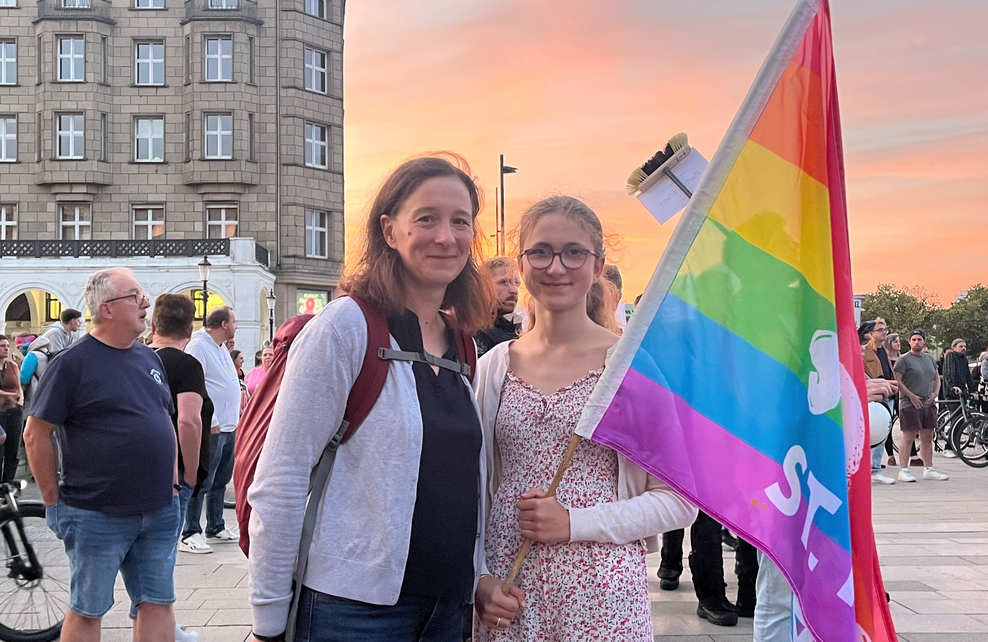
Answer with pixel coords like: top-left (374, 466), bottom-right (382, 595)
top-left (55, 455), bottom-right (988, 641)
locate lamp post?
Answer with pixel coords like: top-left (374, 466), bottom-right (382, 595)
top-left (197, 255), bottom-right (212, 327)
top-left (266, 290), bottom-right (277, 343)
top-left (499, 154), bottom-right (517, 256)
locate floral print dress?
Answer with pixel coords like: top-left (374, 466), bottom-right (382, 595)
top-left (477, 369), bottom-right (652, 642)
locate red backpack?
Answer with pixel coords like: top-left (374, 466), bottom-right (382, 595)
top-left (233, 295), bottom-right (477, 557)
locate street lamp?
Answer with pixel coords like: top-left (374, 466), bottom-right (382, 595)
top-left (266, 290), bottom-right (277, 342)
top-left (499, 154), bottom-right (517, 256)
top-left (197, 255), bottom-right (212, 327)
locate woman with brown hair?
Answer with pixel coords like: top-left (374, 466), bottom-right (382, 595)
top-left (247, 154), bottom-right (497, 642)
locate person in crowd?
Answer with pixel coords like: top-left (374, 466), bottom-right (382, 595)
top-left (0, 336), bottom-right (21, 477)
top-left (248, 154), bottom-right (497, 642)
top-left (225, 337), bottom-right (236, 351)
top-left (980, 350), bottom-right (988, 412)
top-left (862, 318), bottom-right (898, 484)
top-left (754, 377), bottom-right (897, 641)
top-left (885, 332), bottom-right (901, 367)
top-left (244, 346), bottom-right (274, 396)
top-left (474, 257), bottom-right (521, 357)
top-left (40, 308), bottom-right (83, 354)
top-left (231, 350), bottom-right (246, 381)
top-left (944, 338), bottom-right (977, 401)
top-left (24, 268), bottom-right (179, 642)
top-left (602, 263), bottom-right (628, 332)
top-left (181, 306), bottom-right (241, 554)
top-left (893, 330), bottom-right (949, 482)
top-left (473, 195), bottom-right (696, 641)
top-left (148, 293), bottom-right (213, 642)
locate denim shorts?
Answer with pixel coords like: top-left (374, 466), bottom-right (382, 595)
top-left (46, 496), bottom-right (180, 618)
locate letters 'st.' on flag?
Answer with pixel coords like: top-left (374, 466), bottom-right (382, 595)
top-left (575, 1), bottom-right (896, 640)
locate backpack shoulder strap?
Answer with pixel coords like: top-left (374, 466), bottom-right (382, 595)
top-left (339, 295), bottom-right (392, 443)
top-left (454, 327), bottom-right (477, 384)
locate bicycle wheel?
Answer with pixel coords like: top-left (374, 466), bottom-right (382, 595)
top-left (0, 502), bottom-right (69, 642)
top-left (890, 411), bottom-right (902, 454)
top-left (953, 413), bottom-right (988, 468)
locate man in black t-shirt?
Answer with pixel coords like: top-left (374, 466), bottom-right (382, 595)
top-left (24, 268), bottom-right (179, 642)
top-left (149, 294), bottom-right (213, 530)
top-left (475, 257), bottom-right (521, 356)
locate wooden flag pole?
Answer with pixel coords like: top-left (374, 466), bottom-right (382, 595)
top-left (500, 433), bottom-right (582, 595)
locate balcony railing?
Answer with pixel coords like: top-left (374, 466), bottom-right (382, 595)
top-left (0, 238), bottom-right (231, 259)
top-left (254, 242), bottom-right (269, 267)
top-left (184, 0), bottom-right (258, 22)
top-left (36, 0), bottom-right (114, 23)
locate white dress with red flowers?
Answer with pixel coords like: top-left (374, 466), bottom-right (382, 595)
top-left (477, 369), bottom-right (652, 642)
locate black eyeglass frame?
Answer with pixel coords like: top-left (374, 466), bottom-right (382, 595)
top-left (520, 247), bottom-right (600, 270)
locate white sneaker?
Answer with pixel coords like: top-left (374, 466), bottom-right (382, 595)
top-left (872, 473), bottom-right (895, 485)
top-left (206, 527), bottom-right (239, 542)
top-left (942, 449), bottom-right (958, 458)
top-left (897, 469), bottom-right (917, 483)
top-left (923, 468), bottom-right (949, 481)
top-left (176, 625), bottom-right (200, 642)
top-left (179, 533), bottom-right (213, 554)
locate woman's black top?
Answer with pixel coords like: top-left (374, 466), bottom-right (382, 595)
top-left (389, 310), bottom-right (481, 602)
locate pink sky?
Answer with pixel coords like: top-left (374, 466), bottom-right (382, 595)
top-left (342, 0), bottom-right (988, 305)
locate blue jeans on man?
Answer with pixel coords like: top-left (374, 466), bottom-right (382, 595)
top-left (182, 431), bottom-right (235, 539)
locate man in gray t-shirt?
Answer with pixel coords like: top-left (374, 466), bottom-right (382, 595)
top-left (892, 329), bottom-right (947, 482)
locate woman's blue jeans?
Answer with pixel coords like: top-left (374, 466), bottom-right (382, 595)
top-left (293, 586), bottom-right (463, 642)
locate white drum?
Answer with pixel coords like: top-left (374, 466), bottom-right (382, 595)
top-left (869, 401), bottom-right (893, 448)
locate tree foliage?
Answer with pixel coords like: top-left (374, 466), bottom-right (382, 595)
top-left (861, 284), bottom-right (943, 346)
top-left (940, 285), bottom-right (988, 357)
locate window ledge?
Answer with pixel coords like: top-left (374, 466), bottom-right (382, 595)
top-left (129, 160), bottom-right (168, 164)
top-left (130, 83), bottom-right (169, 88)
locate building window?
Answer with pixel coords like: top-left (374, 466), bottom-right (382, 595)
top-left (36, 35), bottom-right (41, 81)
top-left (0, 205), bottom-right (16, 241)
top-left (133, 206), bottom-right (164, 239)
top-left (100, 113), bottom-right (107, 161)
top-left (247, 36), bottom-right (254, 84)
top-left (0, 41), bottom-right (15, 85)
top-left (62, 0), bottom-right (91, 7)
top-left (35, 111), bottom-right (41, 161)
top-left (305, 210), bottom-right (328, 258)
top-left (204, 113), bottom-right (232, 159)
top-left (304, 0), bottom-right (325, 19)
top-left (208, 0), bottom-right (237, 7)
top-left (45, 294), bottom-right (62, 323)
top-left (135, 42), bottom-right (164, 86)
top-left (0, 117), bottom-right (15, 162)
top-left (134, 117), bottom-right (164, 162)
top-left (58, 37), bottom-right (84, 82)
top-left (206, 205), bottom-right (238, 238)
top-left (0, 0), bottom-right (17, 6)
top-left (135, 0), bottom-right (164, 7)
top-left (304, 123), bottom-right (327, 169)
top-left (56, 113), bottom-right (84, 159)
top-left (59, 204), bottom-right (91, 240)
top-left (204, 37), bottom-right (232, 82)
top-left (184, 111), bottom-right (192, 161)
top-left (247, 112), bottom-right (255, 161)
top-left (100, 36), bottom-right (108, 83)
top-left (304, 47), bottom-right (326, 94)
top-left (183, 35), bottom-right (191, 84)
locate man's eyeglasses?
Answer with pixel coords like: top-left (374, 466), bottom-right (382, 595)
top-left (520, 247), bottom-right (598, 270)
top-left (105, 293), bottom-right (150, 306)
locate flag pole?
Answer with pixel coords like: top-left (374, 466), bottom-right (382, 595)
top-left (500, 433), bottom-right (582, 594)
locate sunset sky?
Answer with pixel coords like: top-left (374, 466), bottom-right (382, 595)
top-left (342, 0), bottom-right (987, 306)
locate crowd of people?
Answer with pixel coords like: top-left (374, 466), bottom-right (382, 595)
top-left (1, 153), bottom-right (985, 642)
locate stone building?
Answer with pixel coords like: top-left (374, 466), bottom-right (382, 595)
top-left (0, 0), bottom-right (344, 359)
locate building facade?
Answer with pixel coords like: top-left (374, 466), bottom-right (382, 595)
top-left (0, 0), bottom-right (344, 358)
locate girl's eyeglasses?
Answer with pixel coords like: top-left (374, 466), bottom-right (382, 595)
top-left (520, 247), bottom-right (598, 270)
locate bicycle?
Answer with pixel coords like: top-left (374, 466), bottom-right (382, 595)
top-left (951, 403), bottom-right (988, 468)
top-left (0, 482), bottom-right (69, 642)
top-left (891, 397), bottom-right (972, 456)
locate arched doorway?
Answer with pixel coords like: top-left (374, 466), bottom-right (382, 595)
top-left (2, 290), bottom-right (66, 338)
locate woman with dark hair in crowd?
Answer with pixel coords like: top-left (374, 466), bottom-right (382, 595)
top-left (247, 154), bottom-right (496, 642)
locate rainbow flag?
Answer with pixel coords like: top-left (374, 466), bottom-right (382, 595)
top-left (575, 1), bottom-right (896, 640)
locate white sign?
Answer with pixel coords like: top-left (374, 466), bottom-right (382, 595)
top-left (635, 146), bottom-right (710, 224)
